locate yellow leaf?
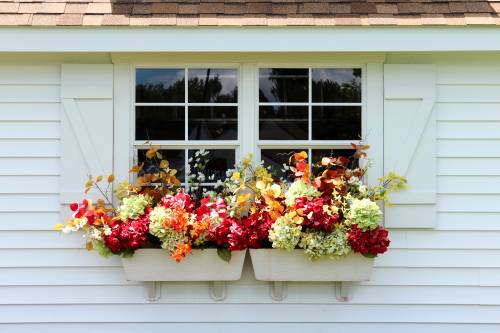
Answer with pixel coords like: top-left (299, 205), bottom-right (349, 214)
top-left (107, 174), bottom-right (115, 183)
top-left (237, 193), bottom-right (251, 206)
top-left (53, 224), bottom-right (64, 231)
top-left (146, 146), bottom-right (158, 159)
top-left (321, 157), bottom-right (331, 166)
top-left (156, 151), bottom-right (163, 159)
top-left (270, 184), bottom-right (281, 198)
top-left (129, 162), bottom-right (144, 173)
top-left (256, 180), bottom-right (266, 190)
top-left (160, 160), bottom-right (169, 169)
top-left (85, 186), bottom-right (91, 194)
top-left (96, 175), bottom-right (103, 182)
top-left (84, 175), bottom-right (93, 188)
top-left (85, 242), bottom-right (93, 251)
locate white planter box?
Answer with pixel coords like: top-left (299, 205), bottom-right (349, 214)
top-left (122, 249), bottom-right (246, 281)
top-left (250, 249), bottom-right (374, 281)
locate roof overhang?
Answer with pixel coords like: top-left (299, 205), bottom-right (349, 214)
top-left (2, 26), bottom-right (500, 52)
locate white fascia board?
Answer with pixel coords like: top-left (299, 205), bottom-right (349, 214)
top-left (1, 26), bottom-right (500, 52)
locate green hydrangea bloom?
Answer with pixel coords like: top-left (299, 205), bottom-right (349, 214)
top-left (118, 194), bottom-right (149, 221)
top-left (149, 217), bottom-right (187, 252)
top-left (349, 198), bottom-right (382, 231)
top-left (149, 206), bottom-right (168, 225)
top-left (298, 228), bottom-right (351, 260)
top-left (269, 214), bottom-right (302, 251)
top-left (284, 179), bottom-right (320, 207)
top-left (92, 239), bottom-right (114, 258)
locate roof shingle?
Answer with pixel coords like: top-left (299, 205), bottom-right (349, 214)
top-left (1, 0), bottom-right (499, 26)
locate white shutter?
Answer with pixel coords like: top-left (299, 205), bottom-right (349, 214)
top-left (383, 64), bottom-right (436, 228)
top-left (60, 64), bottom-right (113, 209)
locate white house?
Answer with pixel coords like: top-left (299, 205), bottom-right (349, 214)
top-left (1, 0), bottom-right (500, 332)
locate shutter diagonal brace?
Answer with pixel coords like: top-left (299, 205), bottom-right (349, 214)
top-left (62, 98), bottom-right (110, 201)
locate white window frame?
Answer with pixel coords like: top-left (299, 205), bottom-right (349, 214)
top-left (254, 64), bottom-right (367, 167)
top-left (111, 55), bottom-right (384, 193)
top-left (131, 63), bottom-right (242, 188)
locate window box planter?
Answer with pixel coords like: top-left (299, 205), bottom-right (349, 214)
top-left (121, 249), bottom-right (246, 301)
top-left (122, 249), bottom-right (246, 281)
top-left (249, 249), bottom-right (374, 281)
top-left (249, 249), bottom-right (374, 302)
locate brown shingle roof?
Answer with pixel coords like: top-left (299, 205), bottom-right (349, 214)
top-left (1, 1), bottom-right (500, 27)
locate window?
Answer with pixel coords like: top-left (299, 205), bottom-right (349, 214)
top-left (133, 65), bottom-right (363, 186)
top-left (258, 67), bottom-right (362, 178)
top-left (134, 67), bottom-right (239, 190)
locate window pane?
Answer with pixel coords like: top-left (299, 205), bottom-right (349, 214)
top-left (259, 105), bottom-right (308, 140)
top-left (188, 106), bottom-right (237, 140)
top-left (261, 149), bottom-right (303, 181)
top-left (188, 149), bottom-right (235, 182)
top-left (312, 149), bottom-right (358, 175)
top-left (135, 106), bottom-right (184, 140)
top-left (312, 106), bottom-right (361, 140)
top-left (312, 68), bottom-right (361, 103)
top-left (259, 68), bottom-right (308, 103)
top-left (136, 69), bottom-right (185, 103)
top-left (188, 69), bottom-right (238, 103)
top-left (138, 149), bottom-right (185, 182)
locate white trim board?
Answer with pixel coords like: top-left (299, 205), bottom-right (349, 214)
top-left (2, 27), bottom-right (500, 52)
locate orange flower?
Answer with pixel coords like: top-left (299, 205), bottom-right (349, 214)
top-left (164, 207), bottom-right (190, 232)
top-left (172, 243), bottom-right (192, 263)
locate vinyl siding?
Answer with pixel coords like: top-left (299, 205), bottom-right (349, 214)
top-left (0, 54), bottom-right (499, 332)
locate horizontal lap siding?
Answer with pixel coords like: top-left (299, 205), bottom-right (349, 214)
top-left (1, 61), bottom-right (499, 329)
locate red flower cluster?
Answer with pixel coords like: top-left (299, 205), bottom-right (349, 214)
top-left (70, 199), bottom-right (109, 226)
top-left (104, 212), bottom-right (151, 254)
top-left (227, 211), bottom-right (274, 250)
top-left (163, 190), bottom-right (194, 211)
top-left (348, 224), bottom-right (390, 256)
top-left (208, 210), bottom-right (274, 251)
top-left (295, 197), bottom-right (339, 232)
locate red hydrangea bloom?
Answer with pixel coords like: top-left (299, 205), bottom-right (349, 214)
top-left (163, 190), bottom-right (194, 212)
top-left (295, 197), bottom-right (339, 232)
top-left (196, 196), bottom-right (227, 220)
top-left (104, 211), bottom-right (151, 254)
top-left (348, 224), bottom-right (390, 256)
top-left (207, 217), bottom-right (233, 248)
top-left (226, 211), bottom-right (274, 250)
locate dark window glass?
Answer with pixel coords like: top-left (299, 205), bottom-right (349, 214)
top-left (135, 106), bottom-right (184, 140)
top-left (188, 149), bottom-right (235, 182)
top-left (188, 106), bottom-right (237, 140)
top-left (138, 149), bottom-right (185, 182)
top-left (259, 68), bottom-right (308, 103)
top-left (312, 149), bottom-right (358, 175)
top-left (312, 68), bottom-right (361, 103)
top-left (136, 69), bottom-right (185, 103)
top-left (259, 105), bottom-right (308, 140)
top-left (312, 106), bottom-right (361, 140)
top-left (261, 149), bottom-right (304, 181)
top-left (188, 69), bottom-right (238, 103)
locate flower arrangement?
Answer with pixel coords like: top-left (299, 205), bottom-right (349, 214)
top-left (55, 144), bottom-right (406, 263)
top-left (217, 144), bottom-right (407, 260)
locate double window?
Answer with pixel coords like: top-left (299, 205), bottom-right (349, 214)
top-left (134, 66), bottom-right (362, 187)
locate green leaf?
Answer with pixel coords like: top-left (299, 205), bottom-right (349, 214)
top-left (217, 248), bottom-right (232, 263)
top-left (121, 249), bottom-right (135, 258)
top-left (362, 253), bottom-right (377, 258)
